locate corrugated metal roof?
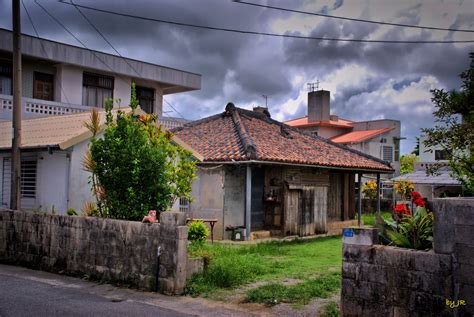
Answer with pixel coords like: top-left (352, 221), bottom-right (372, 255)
top-left (0, 109), bottom-right (203, 161)
top-left (330, 128), bottom-right (393, 144)
top-left (391, 170), bottom-right (461, 185)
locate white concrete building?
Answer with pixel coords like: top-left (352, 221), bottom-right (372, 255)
top-left (285, 90), bottom-right (402, 177)
top-left (0, 109), bottom-right (201, 214)
top-left (0, 28), bottom-right (201, 121)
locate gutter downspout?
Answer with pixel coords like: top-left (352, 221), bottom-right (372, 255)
top-left (245, 164), bottom-right (252, 241)
top-left (65, 149), bottom-right (72, 211)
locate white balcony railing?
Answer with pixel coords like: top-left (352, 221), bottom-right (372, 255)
top-left (0, 94), bottom-right (92, 120)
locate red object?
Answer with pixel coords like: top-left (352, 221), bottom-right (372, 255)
top-left (411, 192), bottom-right (426, 207)
top-left (394, 203), bottom-right (410, 215)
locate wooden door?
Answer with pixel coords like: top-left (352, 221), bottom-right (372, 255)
top-left (33, 72), bottom-right (54, 101)
top-left (299, 186), bottom-right (328, 236)
top-left (313, 186), bottom-right (328, 233)
top-left (284, 189), bottom-right (300, 235)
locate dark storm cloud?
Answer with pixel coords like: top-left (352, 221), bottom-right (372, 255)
top-left (0, 0), bottom-right (472, 152)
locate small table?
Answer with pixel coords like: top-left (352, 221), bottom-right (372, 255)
top-left (186, 218), bottom-right (218, 243)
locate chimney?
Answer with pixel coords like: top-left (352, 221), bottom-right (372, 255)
top-left (308, 90), bottom-right (330, 122)
top-left (253, 106), bottom-right (271, 118)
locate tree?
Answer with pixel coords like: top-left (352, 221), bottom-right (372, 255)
top-left (84, 83), bottom-right (197, 220)
top-left (400, 154), bottom-right (419, 174)
top-left (411, 137), bottom-right (420, 156)
top-left (422, 53), bottom-right (474, 195)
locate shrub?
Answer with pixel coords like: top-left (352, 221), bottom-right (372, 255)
top-left (67, 208), bottom-right (78, 216)
top-left (188, 221), bottom-right (209, 243)
top-left (84, 83), bottom-right (196, 220)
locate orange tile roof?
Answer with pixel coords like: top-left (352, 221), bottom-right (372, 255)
top-left (172, 105), bottom-right (393, 172)
top-left (330, 128), bottom-right (393, 144)
top-left (285, 116), bottom-right (353, 128)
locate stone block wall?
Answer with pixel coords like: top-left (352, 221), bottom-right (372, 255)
top-left (0, 209), bottom-right (188, 294)
top-left (433, 198), bottom-right (474, 314)
top-left (342, 244), bottom-right (453, 316)
top-left (341, 198), bottom-right (474, 316)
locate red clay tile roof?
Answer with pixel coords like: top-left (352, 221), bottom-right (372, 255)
top-left (330, 128), bottom-right (393, 144)
top-left (172, 104), bottom-right (393, 172)
top-left (285, 116), bottom-right (353, 128)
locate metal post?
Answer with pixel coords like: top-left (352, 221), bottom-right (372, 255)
top-left (376, 173), bottom-right (381, 216)
top-left (245, 165), bottom-right (252, 240)
top-left (357, 173), bottom-right (362, 227)
top-left (11, 0), bottom-right (22, 210)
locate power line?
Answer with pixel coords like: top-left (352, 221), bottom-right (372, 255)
top-left (35, 0), bottom-right (205, 139)
top-left (233, 0), bottom-right (474, 33)
top-left (69, 1), bottom-right (191, 121)
top-left (21, 0), bottom-right (72, 104)
top-left (58, 1), bottom-right (474, 44)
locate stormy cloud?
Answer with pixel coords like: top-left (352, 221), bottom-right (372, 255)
top-left (0, 0), bottom-right (473, 153)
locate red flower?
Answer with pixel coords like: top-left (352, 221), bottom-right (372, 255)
top-left (394, 203), bottom-right (410, 215)
top-left (411, 192), bottom-right (426, 207)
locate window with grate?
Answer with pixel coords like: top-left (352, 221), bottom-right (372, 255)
top-left (1, 157), bottom-right (37, 207)
top-left (0, 61), bottom-right (12, 95)
top-left (82, 72), bottom-right (114, 107)
top-left (382, 146), bottom-right (393, 162)
top-left (179, 197), bottom-right (190, 212)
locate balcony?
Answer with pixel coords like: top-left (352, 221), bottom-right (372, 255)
top-left (0, 94), bottom-right (93, 121)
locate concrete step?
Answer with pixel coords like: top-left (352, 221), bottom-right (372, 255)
top-left (250, 230), bottom-right (271, 240)
top-left (328, 220), bottom-right (358, 230)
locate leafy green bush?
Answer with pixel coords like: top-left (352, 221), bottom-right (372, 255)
top-left (188, 221), bottom-right (209, 243)
top-left (84, 83), bottom-right (196, 220)
top-left (67, 208), bottom-right (78, 216)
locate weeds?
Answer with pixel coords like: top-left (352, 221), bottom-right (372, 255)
top-left (245, 272), bottom-right (341, 306)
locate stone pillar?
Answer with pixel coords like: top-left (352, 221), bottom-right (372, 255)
top-left (158, 212), bottom-right (188, 295)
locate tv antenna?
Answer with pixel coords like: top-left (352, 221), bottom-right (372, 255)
top-left (262, 94), bottom-right (269, 107)
top-left (307, 80), bottom-right (320, 92)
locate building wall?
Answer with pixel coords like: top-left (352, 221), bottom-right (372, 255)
top-left (36, 151), bottom-right (69, 214)
top-left (223, 166), bottom-right (246, 240)
top-left (184, 166), bottom-right (225, 240)
top-left (68, 139), bottom-right (96, 213)
top-left (3, 60), bottom-right (164, 116)
top-left (297, 125), bottom-right (349, 139)
top-left (22, 61), bottom-right (56, 99)
top-left (0, 151), bottom-right (69, 214)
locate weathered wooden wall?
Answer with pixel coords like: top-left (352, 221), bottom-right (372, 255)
top-left (327, 172), bottom-right (356, 222)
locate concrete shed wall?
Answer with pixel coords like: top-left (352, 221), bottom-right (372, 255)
top-left (68, 139), bottom-right (95, 213)
top-left (223, 165), bottom-right (246, 240)
top-left (186, 167), bottom-right (225, 240)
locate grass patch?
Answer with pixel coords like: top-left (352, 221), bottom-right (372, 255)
top-left (359, 211), bottom-right (392, 226)
top-left (186, 236), bottom-right (342, 298)
top-left (245, 272), bottom-right (341, 306)
top-left (321, 301), bottom-right (340, 317)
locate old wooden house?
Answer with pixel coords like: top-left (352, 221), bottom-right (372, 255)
top-left (172, 104), bottom-right (393, 240)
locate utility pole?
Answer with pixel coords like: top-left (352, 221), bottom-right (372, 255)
top-left (11, 0), bottom-right (22, 210)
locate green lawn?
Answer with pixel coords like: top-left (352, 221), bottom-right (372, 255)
top-left (186, 236), bottom-right (342, 307)
top-left (359, 211), bottom-right (392, 226)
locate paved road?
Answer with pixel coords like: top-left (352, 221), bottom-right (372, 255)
top-left (0, 265), bottom-right (261, 317)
